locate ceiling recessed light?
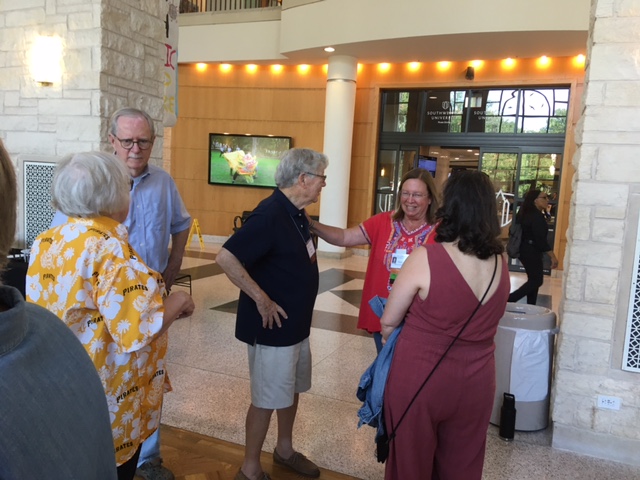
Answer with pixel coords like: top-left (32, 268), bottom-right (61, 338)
top-left (324, 47), bottom-right (335, 53)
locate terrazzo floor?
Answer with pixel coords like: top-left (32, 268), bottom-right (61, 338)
top-left (161, 242), bottom-right (640, 480)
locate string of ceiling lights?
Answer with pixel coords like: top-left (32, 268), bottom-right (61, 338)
top-left (193, 55), bottom-right (586, 74)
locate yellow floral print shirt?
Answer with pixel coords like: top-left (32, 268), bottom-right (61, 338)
top-left (26, 216), bottom-right (169, 466)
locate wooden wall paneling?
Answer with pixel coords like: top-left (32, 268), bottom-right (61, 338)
top-left (345, 163), bottom-right (373, 225)
top-left (347, 189), bottom-right (372, 228)
top-left (354, 84), bottom-right (375, 119)
top-left (172, 60), bottom-right (585, 245)
top-left (174, 148), bottom-right (203, 180)
top-left (553, 79), bottom-right (582, 269)
top-left (346, 75), bottom-right (379, 224)
top-left (351, 120), bottom-right (374, 160)
top-left (349, 152), bottom-right (374, 190)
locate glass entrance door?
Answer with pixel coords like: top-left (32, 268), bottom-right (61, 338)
top-left (481, 148), bottom-right (562, 271)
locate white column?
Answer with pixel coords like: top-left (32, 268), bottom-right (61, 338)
top-left (319, 55), bottom-right (357, 254)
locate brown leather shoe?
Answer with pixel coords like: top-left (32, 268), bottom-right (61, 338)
top-left (234, 469), bottom-right (271, 480)
top-left (273, 449), bottom-right (320, 478)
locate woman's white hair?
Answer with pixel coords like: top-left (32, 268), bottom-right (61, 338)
top-left (52, 151), bottom-right (130, 218)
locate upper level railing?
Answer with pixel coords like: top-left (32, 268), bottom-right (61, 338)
top-left (180, 0), bottom-right (281, 13)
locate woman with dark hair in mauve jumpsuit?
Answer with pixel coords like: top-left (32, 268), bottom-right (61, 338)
top-left (380, 170), bottom-right (510, 480)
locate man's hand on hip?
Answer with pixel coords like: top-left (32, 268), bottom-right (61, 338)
top-left (256, 295), bottom-right (287, 329)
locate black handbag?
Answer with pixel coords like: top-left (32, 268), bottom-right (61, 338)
top-left (376, 255), bottom-right (498, 464)
top-left (506, 220), bottom-right (522, 258)
top-left (376, 425), bottom-right (390, 463)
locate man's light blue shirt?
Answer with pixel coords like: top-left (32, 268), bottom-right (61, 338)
top-left (51, 164), bottom-right (191, 273)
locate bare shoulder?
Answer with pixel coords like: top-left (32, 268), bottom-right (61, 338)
top-left (406, 243), bottom-right (429, 265)
top-left (405, 246), bottom-right (431, 298)
top-left (442, 243), bottom-right (503, 298)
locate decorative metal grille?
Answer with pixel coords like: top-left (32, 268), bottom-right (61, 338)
top-left (23, 161), bottom-right (56, 247)
top-left (623, 217), bottom-right (640, 372)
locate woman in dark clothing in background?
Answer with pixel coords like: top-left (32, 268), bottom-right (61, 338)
top-left (508, 189), bottom-right (559, 305)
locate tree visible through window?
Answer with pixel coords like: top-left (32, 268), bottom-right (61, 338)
top-left (381, 87), bottom-right (569, 134)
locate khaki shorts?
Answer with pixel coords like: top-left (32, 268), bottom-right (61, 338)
top-left (247, 337), bottom-right (312, 410)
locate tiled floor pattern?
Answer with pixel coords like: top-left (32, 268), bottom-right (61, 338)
top-left (161, 243), bottom-right (640, 479)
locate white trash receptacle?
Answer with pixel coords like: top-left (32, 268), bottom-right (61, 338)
top-left (490, 303), bottom-right (558, 431)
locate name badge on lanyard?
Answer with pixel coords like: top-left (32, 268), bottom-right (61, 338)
top-left (389, 249), bottom-right (408, 288)
top-left (306, 238), bottom-right (317, 263)
top-left (306, 238), bottom-right (316, 258)
top-left (290, 213), bottom-right (316, 263)
top-left (390, 249), bottom-right (408, 270)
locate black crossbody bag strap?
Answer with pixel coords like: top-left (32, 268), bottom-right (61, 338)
top-left (378, 254), bottom-right (499, 462)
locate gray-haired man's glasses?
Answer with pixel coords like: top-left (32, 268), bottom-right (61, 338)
top-left (303, 171), bottom-right (327, 181)
top-left (115, 137), bottom-right (153, 150)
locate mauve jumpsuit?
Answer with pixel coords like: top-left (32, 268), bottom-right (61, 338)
top-left (383, 243), bottom-right (509, 480)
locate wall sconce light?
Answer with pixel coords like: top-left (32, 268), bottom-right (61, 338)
top-left (31, 35), bottom-right (63, 86)
top-left (465, 66), bottom-right (475, 80)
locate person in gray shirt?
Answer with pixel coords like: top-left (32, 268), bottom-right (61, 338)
top-left (0, 139), bottom-right (117, 479)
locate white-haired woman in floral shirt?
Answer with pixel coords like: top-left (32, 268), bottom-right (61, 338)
top-left (27, 151), bottom-right (194, 480)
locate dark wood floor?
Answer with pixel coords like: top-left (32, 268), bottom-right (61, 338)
top-left (139, 425), bottom-right (362, 480)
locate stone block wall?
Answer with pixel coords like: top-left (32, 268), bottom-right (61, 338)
top-left (0, 0), bottom-right (166, 166)
top-left (552, 0), bottom-right (640, 465)
top-left (0, 0), bottom-right (167, 244)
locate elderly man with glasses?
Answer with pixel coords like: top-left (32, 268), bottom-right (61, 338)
top-left (217, 148), bottom-right (328, 480)
top-left (108, 107), bottom-right (193, 480)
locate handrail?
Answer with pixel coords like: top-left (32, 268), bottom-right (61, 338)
top-left (180, 0), bottom-right (281, 13)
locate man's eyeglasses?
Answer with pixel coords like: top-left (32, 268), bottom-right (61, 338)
top-left (304, 171), bottom-right (327, 181)
top-left (400, 191), bottom-right (428, 200)
top-left (115, 137), bottom-right (153, 150)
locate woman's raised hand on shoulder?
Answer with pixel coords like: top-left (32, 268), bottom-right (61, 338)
top-left (306, 212), bottom-right (367, 247)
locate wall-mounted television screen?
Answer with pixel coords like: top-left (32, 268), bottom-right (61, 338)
top-left (208, 133), bottom-right (292, 188)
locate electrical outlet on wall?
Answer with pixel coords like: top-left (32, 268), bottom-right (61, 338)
top-left (597, 395), bottom-right (622, 410)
